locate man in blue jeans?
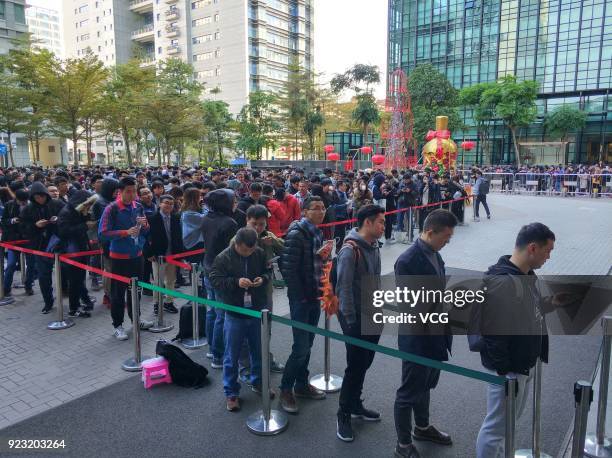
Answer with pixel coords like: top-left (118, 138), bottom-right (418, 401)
top-left (210, 227), bottom-right (271, 412)
top-left (279, 196), bottom-right (334, 413)
top-left (201, 189), bottom-right (239, 368)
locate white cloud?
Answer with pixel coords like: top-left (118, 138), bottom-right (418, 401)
top-left (314, 0), bottom-right (388, 101)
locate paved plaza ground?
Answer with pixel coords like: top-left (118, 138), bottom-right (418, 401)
top-left (0, 193), bottom-right (610, 457)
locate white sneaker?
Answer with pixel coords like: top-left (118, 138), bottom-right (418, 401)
top-left (114, 326), bottom-right (128, 341)
top-left (139, 319), bottom-right (154, 330)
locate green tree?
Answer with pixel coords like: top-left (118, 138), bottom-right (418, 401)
top-left (545, 104), bottom-right (587, 142)
top-left (42, 51), bottom-right (108, 166)
top-left (0, 54), bottom-right (29, 166)
top-left (459, 81), bottom-right (497, 162)
top-left (103, 60), bottom-right (156, 165)
top-left (408, 64), bottom-right (463, 146)
top-left (331, 64), bottom-right (381, 146)
top-left (235, 91), bottom-right (280, 160)
top-left (140, 60), bottom-right (203, 165)
top-left (481, 75), bottom-right (538, 166)
top-left (201, 100), bottom-right (233, 164)
top-left (4, 36), bottom-right (55, 164)
top-left (303, 107), bottom-right (324, 159)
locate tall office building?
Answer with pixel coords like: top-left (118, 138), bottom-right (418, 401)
top-left (0, 0), bottom-right (30, 166)
top-left (63, 0), bottom-right (314, 115)
top-left (26, 4), bottom-right (64, 58)
top-left (388, 0), bottom-right (611, 164)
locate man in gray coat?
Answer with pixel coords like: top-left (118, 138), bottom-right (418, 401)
top-left (335, 204), bottom-right (386, 442)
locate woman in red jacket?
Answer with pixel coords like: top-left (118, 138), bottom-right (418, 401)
top-left (275, 187), bottom-right (301, 235)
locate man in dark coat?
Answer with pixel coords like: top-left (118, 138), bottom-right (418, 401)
top-left (20, 182), bottom-right (65, 314)
top-left (393, 209), bottom-right (457, 458)
top-left (144, 194), bottom-right (185, 314)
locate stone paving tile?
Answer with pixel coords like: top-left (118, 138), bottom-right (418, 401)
top-left (0, 194), bottom-right (610, 431)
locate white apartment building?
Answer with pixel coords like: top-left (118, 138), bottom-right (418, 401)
top-left (26, 4), bottom-right (64, 58)
top-left (63, 0), bottom-right (314, 115)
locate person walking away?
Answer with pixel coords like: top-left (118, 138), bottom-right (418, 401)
top-left (473, 171), bottom-right (491, 221)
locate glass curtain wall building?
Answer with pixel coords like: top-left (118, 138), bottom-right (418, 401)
top-left (388, 0), bottom-right (612, 165)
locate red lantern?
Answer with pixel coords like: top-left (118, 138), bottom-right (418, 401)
top-left (360, 146), bottom-right (373, 154)
top-left (324, 145), bottom-right (335, 153)
top-left (425, 130), bottom-right (436, 141)
top-left (327, 152), bottom-right (340, 161)
top-left (461, 141), bottom-right (476, 151)
top-left (372, 154), bottom-right (385, 165)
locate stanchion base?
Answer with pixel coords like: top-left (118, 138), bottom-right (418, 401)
top-left (585, 436), bottom-right (612, 458)
top-left (309, 373), bottom-right (343, 393)
top-left (0, 296), bottom-right (15, 306)
top-left (13, 283), bottom-right (24, 289)
top-left (515, 449), bottom-right (552, 458)
top-left (122, 356), bottom-right (150, 372)
top-left (181, 338), bottom-right (207, 349)
top-left (149, 322), bottom-right (174, 333)
top-left (47, 319), bottom-right (75, 330)
top-left (246, 410), bottom-right (289, 436)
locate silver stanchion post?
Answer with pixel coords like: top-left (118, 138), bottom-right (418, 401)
top-left (585, 317), bottom-right (612, 457)
top-left (19, 251), bottom-right (26, 286)
top-left (182, 263), bottom-right (207, 349)
top-left (149, 256), bottom-right (174, 333)
top-left (573, 381), bottom-right (594, 458)
top-left (122, 277), bottom-right (150, 371)
top-left (505, 376), bottom-right (518, 458)
top-left (516, 359), bottom-right (552, 457)
top-left (309, 314), bottom-right (343, 393)
top-left (48, 254), bottom-right (74, 330)
top-left (0, 246), bottom-right (15, 305)
top-left (247, 309), bottom-right (288, 435)
top-left (408, 207), bottom-right (414, 243)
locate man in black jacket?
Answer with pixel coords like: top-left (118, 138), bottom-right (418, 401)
top-left (144, 195), bottom-right (184, 315)
top-left (202, 189), bottom-right (239, 368)
top-left (57, 190), bottom-right (96, 318)
top-left (279, 196), bottom-right (333, 413)
top-left (1, 189), bottom-right (35, 296)
top-left (236, 182), bottom-right (262, 214)
top-left (476, 223), bottom-right (557, 458)
top-left (92, 177), bottom-right (119, 308)
top-left (210, 227), bottom-right (271, 412)
top-left (393, 209), bottom-right (457, 458)
top-left (20, 182), bottom-right (66, 314)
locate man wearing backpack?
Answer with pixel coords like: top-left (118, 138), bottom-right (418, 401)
top-left (335, 205), bottom-right (386, 442)
top-left (473, 171), bottom-right (491, 221)
top-left (476, 223), bottom-right (562, 458)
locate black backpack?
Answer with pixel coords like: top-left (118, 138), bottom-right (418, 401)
top-left (173, 304), bottom-right (207, 342)
top-left (155, 340), bottom-right (209, 388)
top-left (479, 178), bottom-right (491, 195)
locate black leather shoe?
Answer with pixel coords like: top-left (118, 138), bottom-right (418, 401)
top-left (163, 302), bottom-right (179, 314)
top-left (352, 401), bottom-right (380, 422)
top-left (412, 425), bottom-right (452, 445)
top-left (395, 443), bottom-right (420, 457)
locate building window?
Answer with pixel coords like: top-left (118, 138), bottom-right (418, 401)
top-left (195, 69), bottom-right (214, 79)
top-left (14, 4), bottom-right (26, 24)
top-left (193, 16), bottom-right (212, 26)
top-left (158, 46), bottom-right (162, 54)
top-left (193, 51), bottom-right (214, 61)
top-left (80, 33), bottom-right (90, 41)
top-left (0, 2), bottom-right (5, 20)
top-left (215, 66), bottom-right (221, 76)
top-left (214, 49), bottom-right (221, 58)
top-left (215, 31), bottom-right (221, 40)
top-left (192, 0), bottom-right (212, 8)
top-left (214, 13), bottom-right (219, 21)
top-left (79, 4), bottom-right (88, 13)
top-left (193, 34), bottom-right (213, 44)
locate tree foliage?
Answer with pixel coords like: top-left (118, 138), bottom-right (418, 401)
top-left (545, 104), bottom-right (587, 142)
top-left (235, 91), bottom-right (280, 160)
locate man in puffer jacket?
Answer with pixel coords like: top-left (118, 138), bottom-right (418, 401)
top-left (92, 177), bottom-right (119, 307)
top-left (57, 190), bottom-right (96, 318)
top-left (19, 182), bottom-right (65, 314)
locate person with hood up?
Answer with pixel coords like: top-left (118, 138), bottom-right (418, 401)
top-left (1, 188), bottom-right (36, 296)
top-left (335, 205), bottom-right (386, 442)
top-left (201, 188), bottom-right (239, 369)
top-left (19, 182), bottom-right (66, 314)
top-left (57, 190), bottom-right (97, 318)
top-left (92, 177), bottom-right (120, 308)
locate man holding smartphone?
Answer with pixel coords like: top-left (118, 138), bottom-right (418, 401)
top-left (20, 182), bottom-right (66, 314)
top-left (99, 177), bottom-right (153, 341)
top-left (279, 196), bottom-right (333, 413)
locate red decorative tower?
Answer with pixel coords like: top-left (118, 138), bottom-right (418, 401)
top-left (380, 68), bottom-right (417, 170)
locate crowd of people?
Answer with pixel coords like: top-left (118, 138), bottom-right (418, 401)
top-left (0, 164), bottom-right (568, 457)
